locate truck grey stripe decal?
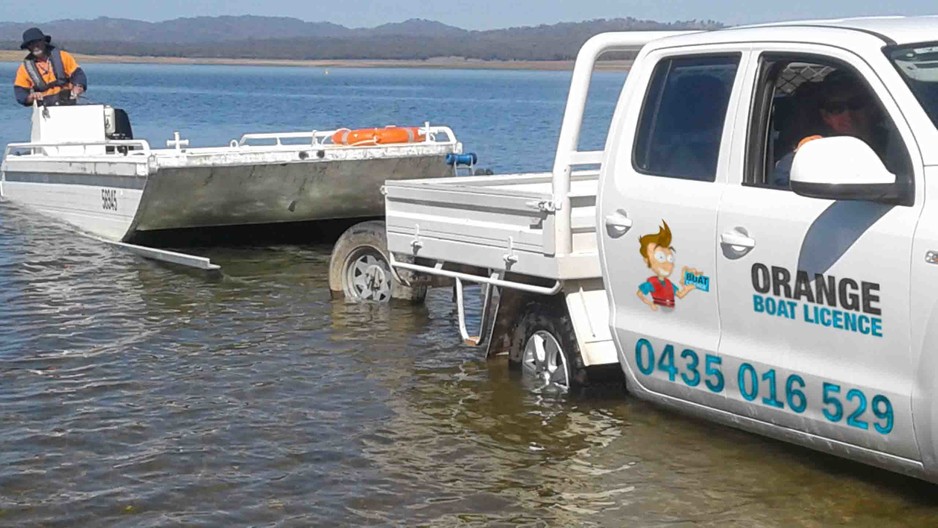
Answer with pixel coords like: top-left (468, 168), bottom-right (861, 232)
top-left (3, 172), bottom-right (147, 190)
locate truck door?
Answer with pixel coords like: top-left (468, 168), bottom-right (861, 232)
top-left (715, 50), bottom-right (922, 461)
top-left (599, 50), bottom-right (745, 406)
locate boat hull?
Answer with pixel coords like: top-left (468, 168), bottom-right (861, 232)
top-left (1, 167), bottom-right (145, 241)
top-left (1, 154), bottom-right (453, 242)
top-left (130, 154), bottom-right (451, 233)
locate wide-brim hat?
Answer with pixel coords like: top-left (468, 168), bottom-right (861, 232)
top-left (20, 27), bottom-right (51, 50)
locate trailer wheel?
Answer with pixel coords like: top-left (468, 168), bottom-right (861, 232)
top-left (329, 220), bottom-right (427, 303)
top-left (508, 300), bottom-right (588, 390)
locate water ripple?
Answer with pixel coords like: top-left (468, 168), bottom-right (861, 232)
top-left (2, 192), bottom-right (938, 525)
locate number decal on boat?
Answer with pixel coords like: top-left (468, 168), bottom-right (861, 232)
top-left (101, 188), bottom-right (118, 211)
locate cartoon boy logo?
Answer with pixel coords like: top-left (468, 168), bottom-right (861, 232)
top-left (636, 221), bottom-right (702, 311)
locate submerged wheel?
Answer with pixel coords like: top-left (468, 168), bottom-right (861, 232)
top-left (522, 330), bottom-right (571, 389)
top-left (508, 299), bottom-right (588, 391)
top-left (328, 220), bottom-right (427, 303)
top-left (343, 246), bottom-right (393, 302)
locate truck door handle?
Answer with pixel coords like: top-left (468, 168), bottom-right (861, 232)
top-left (720, 231), bottom-right (756, 249)
top-left (604, 211), bottom-right (633, 237)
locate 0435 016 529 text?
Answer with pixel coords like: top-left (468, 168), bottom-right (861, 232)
top-left (633, 339), bottom-right (894, 434)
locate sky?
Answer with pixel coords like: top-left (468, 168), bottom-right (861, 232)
top-left (0, 0), bottom-right (935, 30)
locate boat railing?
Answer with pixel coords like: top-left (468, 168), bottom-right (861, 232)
top-left (3, 124), bottom-right (460, 161)
top-left (236, 124), bottom-right (459, 148)
top-left (4, 139), bottom-right (152, 159)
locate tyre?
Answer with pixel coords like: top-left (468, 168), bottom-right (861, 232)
top-left (507, 299), bottom-right (589, 390)
top-left (328, 220), bottom-right (427, 303)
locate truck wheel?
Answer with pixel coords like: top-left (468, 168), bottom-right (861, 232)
top-left (508, 300), bottom-right (588, 390)
top-left (329, 220), bottom-right (427, 303)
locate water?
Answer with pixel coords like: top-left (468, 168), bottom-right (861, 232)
top-left (1, 63), bottom-right (937, 526)
top-left (0, 62), bottom-right (622, 172)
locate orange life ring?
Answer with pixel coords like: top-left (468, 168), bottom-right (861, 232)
top-left (332, 126), bottom-right (426, 146)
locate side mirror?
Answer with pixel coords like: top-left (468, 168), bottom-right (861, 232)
top-left (790, 136), bottom-right (909, 205)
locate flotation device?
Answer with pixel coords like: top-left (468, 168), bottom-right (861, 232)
top-left (23, 48), bottom-right (69, 93)
top-left (647, 276), bottom-right (676, 308)
top-left (332, 126), bottom-right (426, 146)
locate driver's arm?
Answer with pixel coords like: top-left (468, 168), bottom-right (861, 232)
top-left (61, 51), bottom-right (86, 92)
top-left (13, 64), bottom-right (32, 106)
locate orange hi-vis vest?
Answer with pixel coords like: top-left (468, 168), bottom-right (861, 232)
top-left (14, 49), bottom-right (80, 99)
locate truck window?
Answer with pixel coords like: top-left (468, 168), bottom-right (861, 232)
top-left (633, 55), bottom-right (740, 182)
top-left (889, 43), bottom-right (938, 130)
top-left (747, 55), bottom-right (912, 190)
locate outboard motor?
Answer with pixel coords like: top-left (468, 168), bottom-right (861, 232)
top-left (104, 107), bottom-right (133, 140)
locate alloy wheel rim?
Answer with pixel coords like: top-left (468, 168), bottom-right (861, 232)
top-left (521, 330), bottom-right (570, 390)
top-left (344, 249), bottom-right (392, 302)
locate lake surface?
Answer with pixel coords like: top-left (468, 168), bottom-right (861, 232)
top-left (1, 62), bottom-right (937, 526)
top-left (0, 62), bottom-right (622, 172)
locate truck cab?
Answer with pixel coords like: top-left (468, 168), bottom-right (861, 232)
top-left (597, 19), bottom-right (938, 481)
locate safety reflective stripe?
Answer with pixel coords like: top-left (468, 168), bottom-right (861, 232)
top-left (23, 49), bottom-right (69, 92)
top-left (333, 129), bottom-right (351, 144)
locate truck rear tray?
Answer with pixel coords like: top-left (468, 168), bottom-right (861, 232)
top-left (385, 170), bottom-right (601, 281)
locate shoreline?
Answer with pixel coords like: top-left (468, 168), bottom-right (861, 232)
top-left (0, 49), bottom-right (632, 71)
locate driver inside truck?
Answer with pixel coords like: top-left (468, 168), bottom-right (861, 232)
top-left (13, 27), bottom-right (87, 107)
top-left (773, 69), bottom-right (903, 187)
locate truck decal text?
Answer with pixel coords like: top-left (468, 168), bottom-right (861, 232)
top-left (750, 263), bottom-right (883, 338)
top-left (635, 339), bottom-right (894, 434)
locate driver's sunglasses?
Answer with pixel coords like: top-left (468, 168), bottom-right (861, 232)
top-left (821, 96), bottom-right (869, 114)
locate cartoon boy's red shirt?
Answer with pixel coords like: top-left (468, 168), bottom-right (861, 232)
top-left (639, 276), bottom-right (679, 307)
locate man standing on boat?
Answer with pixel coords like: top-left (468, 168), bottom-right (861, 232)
top-left (13, 27), bottom-right (87, 107)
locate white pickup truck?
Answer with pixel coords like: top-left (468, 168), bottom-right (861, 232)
top-left (377, 18), bottom-right (938, 482)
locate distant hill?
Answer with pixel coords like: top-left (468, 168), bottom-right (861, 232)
top-left (0, 16), bottom-right (353, 43)
top-left (0, 16), bottom-right (723, 61)
top-left (363, 19), bottom-right (469, 38)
